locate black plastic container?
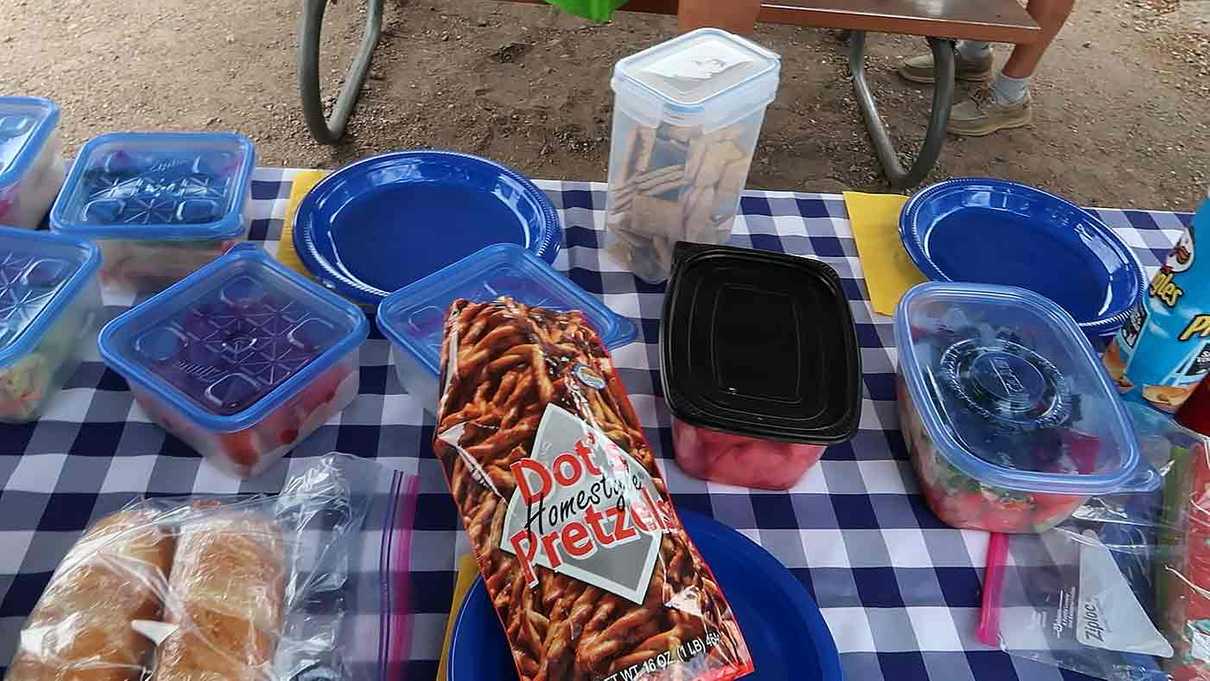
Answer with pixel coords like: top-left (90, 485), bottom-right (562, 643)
top-left (660, 242), bottom-right (862, 489)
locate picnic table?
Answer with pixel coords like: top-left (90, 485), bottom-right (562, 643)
top-left (299, 0), bottom-right (1039, 187)
top-left (0, 167), bottom-right (1193, 681)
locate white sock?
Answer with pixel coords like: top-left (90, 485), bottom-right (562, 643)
top-left (990, 73), bottom-right (1030, 105)
top-left (956, 40), bottom-right (992, 60)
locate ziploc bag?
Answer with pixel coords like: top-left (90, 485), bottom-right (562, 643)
top-left (996, 517), bottom-right (1173, 680)
top-left (1157, 427), bottom-right (1210, 679)
top-left (2, 453), bottom-right (418, 681)
top-left (990, 403), bottom-right (1184, 680)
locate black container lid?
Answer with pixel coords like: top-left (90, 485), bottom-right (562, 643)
top-left (660, 242), bottom-right (862, 444)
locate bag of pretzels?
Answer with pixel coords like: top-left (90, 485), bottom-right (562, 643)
top-left (432, 297), bottom-right (754, 681)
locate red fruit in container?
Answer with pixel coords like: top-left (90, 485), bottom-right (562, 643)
top-left (894, 282), bottom-right (1158, 533)
top-left (661, 242), bottom-right (862, 491)
top-left (98, 245), bottom-right (368, 479)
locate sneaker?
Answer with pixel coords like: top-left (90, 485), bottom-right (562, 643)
top-left (898, 49), bottom-right (994, 84)
top-left (946, 87), bottom-right (1032, 136)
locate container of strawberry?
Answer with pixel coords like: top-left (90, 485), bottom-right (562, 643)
top-left (895, 282), bottom-right (1159, 533)
top-left (98, 244), bottom-right (367, 478)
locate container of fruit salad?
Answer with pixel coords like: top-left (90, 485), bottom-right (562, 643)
top-left (659, 242), bottom-right (862, 490)
top-left (0, 226), bottom-right (101, 421)
top-left (894, 281), bottom-right (1159, 533)
top-left (98, 244), bottom-right (367, 478)
top-left (50, 131), bottom-right (255, 293)
top-left (376, 243), bottom-right (637, 411)
top-left (0, 97), bottom-right (66, 228)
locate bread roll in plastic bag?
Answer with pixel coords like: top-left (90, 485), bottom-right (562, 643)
top-left (2, 453), bottom-right (418, 681)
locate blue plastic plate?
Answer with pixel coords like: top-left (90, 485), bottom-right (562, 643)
top-left (448, 510), bottom-right (843, 681)
top-left (293, 151), bottom-right (561, 305)
top-left (900, 178), bottom-right (1144, 338)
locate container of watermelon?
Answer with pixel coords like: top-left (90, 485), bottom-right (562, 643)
top-left (895, 282), bottom-right (1158, 533)
top-left (98, 244), bottom-right (367, 478)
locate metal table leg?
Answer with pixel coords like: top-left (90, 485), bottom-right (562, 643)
top-left (849, 32), bottom-right (955, 189)
top-left (299, 0), bottom-right (383, 144)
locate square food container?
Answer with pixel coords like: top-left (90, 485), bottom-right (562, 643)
top-left (98, 244), bottom-right (367, 478)
top-left (605, 28), bottom-right (780, 283)
top-left (0, 226), bottom-right (101, 421)
top-left (660, 242), bottom-right (862, 490)
top-left (50, 131), bottom-right (255, 292)
top-left (0, 97), bottom-right (66, 228)
top-left (895, 282), bottom-right (1158, 533)
top-left (377, 243), bottom-right (638, 411)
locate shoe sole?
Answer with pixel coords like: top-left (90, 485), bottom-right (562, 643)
top-left (897, 68), bottom-right (994, 85)
top-left (946, 114), bottom-right (1032, 137)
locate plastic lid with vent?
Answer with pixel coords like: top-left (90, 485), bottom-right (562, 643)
top-left (377, 243), bottom-right (637, 377)
top-left (50, 131), bottom-right (255, 241)
top-left (0, 97), bottom-right (60, 191)
top-left (659, 242), bottom-right (862, 444)
top-left (0, 225), bottom-right (99, 366)
top-left (611, 28), bottom-right (780, 128)
top-left (98, 244), bottom-right (367, 431)
top-left (894, 281), bottom-right (1152, 495)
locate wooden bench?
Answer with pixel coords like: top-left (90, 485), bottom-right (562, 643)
top-left (299, 0), bottom-right (1039, 187)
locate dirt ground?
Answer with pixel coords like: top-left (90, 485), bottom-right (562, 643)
top-left (1, 0), bottom-right (1207, 210)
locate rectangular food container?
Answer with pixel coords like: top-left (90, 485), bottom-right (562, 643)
top-left (376, 243), bottom-right (638, 411)
top-left (0, 97), bottom-right (66, 228)
top-left (660, 242), bottom-right (862, 490)
top-left (50, 131), bottom-right (255, 293)
top-left (605, 28), bottom-right (780, 283)
top-left (98, 244), bottom-right (367, 478)
top-left (0, 226), bottom-right (101, 421)
top-left (895, 281), bottom-right (1157, 533)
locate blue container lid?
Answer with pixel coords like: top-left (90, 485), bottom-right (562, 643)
top-left (50, 131), bottom-right (255, 241)
top-left (900, 178), bottom-right (1144, 336)
top-left (293, 150), bottom-right (562, 305)
top-left (0, 97), bottom-right (60, 190)
top-left (894, 282), bottom-right (1154, 495)
top-left (0, 225), bottom-right (99, 366)
top-left (377, 243), bottom-right (636, 376)
top-left (98, 244), bottom-right (367, 432)
top-left (448, 509), bottom-right (843, 681)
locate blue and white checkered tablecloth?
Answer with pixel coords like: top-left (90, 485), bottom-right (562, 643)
top-left (0, 167), bottom-right (1195, 681)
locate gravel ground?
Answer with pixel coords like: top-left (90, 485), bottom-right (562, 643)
top-left (1, 0), bottom-right (1207, 209)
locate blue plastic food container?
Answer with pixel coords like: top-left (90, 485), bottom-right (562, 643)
top-left (98, 244), bottom-right (367, 478)
top-left (0, 226), bottom-right (101, 422)
top-left (51, 131), bottom-right (255, 293)
top-left (895, 281), bottom-right (1157, 533)
top-left (294, 150), bottom-right (562, 305)
top-left (900, 178), bottom-right (1144, 343)
top-left (376, 243), bottom-right (637, 411)
top-left (0, 96), bottom-right (66, 228)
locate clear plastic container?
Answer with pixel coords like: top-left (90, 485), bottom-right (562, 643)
top-left (894, 281), bottom-right (1158, 533)
top-left (98, 244), bottom-right (367, 478)
top-left (605, 28), bottom-right (780, 283)
top-left (0, 97), bottom-right (66, 228)
top-left (376, 243), bottom-right (637, 411)
top-left (50, 131), bottom-right (255, 293)
top-left (0, 226), bottom-right (101, 421)
top-left (660, 242), bottom-right (862, 490)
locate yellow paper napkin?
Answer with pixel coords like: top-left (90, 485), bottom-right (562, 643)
top-left (437, 553), bottom-right (482, 681)
top-left (843, 191), bottom-right (927, 315)
top-left (275, 169), bottom-right (329, 277)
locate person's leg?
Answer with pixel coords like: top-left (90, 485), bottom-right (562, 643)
top-left (1003, 0), bottom-right (1077, 78)
top-left (947, 0), bottom-right (1076, 135)
top-left (899, 40), bottom-right (994, 84)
